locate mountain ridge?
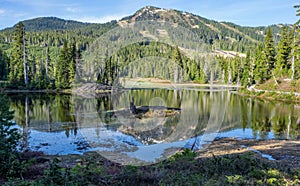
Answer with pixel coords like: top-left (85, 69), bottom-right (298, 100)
top-left (1, 6), bottom-right (286, 33)
top-left (0, 6), bottom-right (289, 52)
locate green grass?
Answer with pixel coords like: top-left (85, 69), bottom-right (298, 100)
top-left (2, 150), bottom-right (299, 186)
top-left (239, 88), bottom-right (300, 103)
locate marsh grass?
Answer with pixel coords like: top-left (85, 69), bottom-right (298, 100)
top-left (2, 149), bottom-right (299, 186)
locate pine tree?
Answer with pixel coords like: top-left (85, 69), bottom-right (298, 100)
top-left (0, 95), bottom-right (22, 177)
top-left (254, 44), bottom-right (268, 84)
top-left (275, 26), bottom-right (291, 77)
top-left (218, 57), bottom-right (229, 83)
top-left (0, 48), bottom-right (9, 80)
top-left (74, 47), bottom-right (81, 84)
top-left (264, 27), bottom-right (276, 74)
top-left (291, 4), bottom-right (300, 80)
top-left (45, 47), bottom-right (50, 81)
top-left (68, 43), bottom-right (76, 85)
top-left (56, 42), bottom-right (70, 89)
top-left (241, 51), bottom-right (251, 86)
top-left (9, 22), bottom-right (29, 86)
top-left (171, 46), bottom-right (183, 83)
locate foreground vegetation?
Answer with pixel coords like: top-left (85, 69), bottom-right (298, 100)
top-left (0, 94), bottom-right (299, 185)
top-left (1, 147), bottom-right (299, 185)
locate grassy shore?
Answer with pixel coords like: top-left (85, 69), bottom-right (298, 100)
top-left (1, 138), bottom-right (299, 186)
top-left (238, 78), bottom-right (300, 103)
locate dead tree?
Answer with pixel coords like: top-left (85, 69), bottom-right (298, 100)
top-left (130, 97), bottom-right (137, 114)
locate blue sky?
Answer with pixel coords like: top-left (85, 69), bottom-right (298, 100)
top-left (0, 0), bottom-right (299, 29)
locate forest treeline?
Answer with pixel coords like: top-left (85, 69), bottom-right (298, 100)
top-left (0, 5), bottom-right (299, 89)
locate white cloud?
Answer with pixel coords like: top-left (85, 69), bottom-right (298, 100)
top-left (77, 14), bottom-right (127, 23)
top-left (66, 7), bottom-right (79, 13)
top-left (0, 9), bottom-right (6, 16)
top-left (12, 12), bottom-right (27, 18)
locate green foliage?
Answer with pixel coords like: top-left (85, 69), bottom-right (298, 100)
top-left (55, 41), bottom-right (77, 89)
top-left (171, 46), bottom-right (183, 83)
top-left (93, 42), bottom-right (207, 85)
top-left (0, 7), bottom-right (299, 89)
top-left (264, 27), bottom-right (276, 71)
top-left (9, 22), bottom-right (27, 86)
top-left (42, 158), bottom-right (68, 185)
top-left (291, 4), bottom-right (300, 80)
top-left (217, 55), bottom-right (246, 84)
top-left (1, 150), bottom-right (299, 185)
top-left (0, 48), bottom-right (9, 80)
top-left (275, 26), bottom-right (292, 77)
top-left (241, 51), bottom-right (252, 86)
top-left (0, 95), bottom-right (24, 178)
top-left (254, 44), bottom-right (269, 84)
top-left (170, 148), bottom-right (197, 161)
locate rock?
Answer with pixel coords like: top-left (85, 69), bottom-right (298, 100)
top-left (297, 117), bottom-right (300, 125)
top-left (36, 157), bottom-right (50, 163)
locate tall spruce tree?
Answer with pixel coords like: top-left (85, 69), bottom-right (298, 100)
top-left (172, 46), bottom-right (183, 83)
top-left (241, 51), bottom-right (251, 86)
top-left (275, 26), bottom-right (292, 77)
top-left (292, 4), bottom-right (300, 79)
top-left (56, 41), bottom-right (77, 89)
top-left (9, 22), bottom-right (29, 86)
top-left (68, 43), bottom-right (76, 85)
top-left (56, 42), bottom-right (70, 89)
top-left (254, 44), bottom-right (268, 84)
top-left (0, 48), bottom-right (9, 80)
top-left (264, 27), bottom-right (276, 75)
top-left (0, 95), bottom-right (22, 177)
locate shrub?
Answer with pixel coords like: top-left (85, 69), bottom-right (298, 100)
top-left (0, 95), bottom-right (23, 178)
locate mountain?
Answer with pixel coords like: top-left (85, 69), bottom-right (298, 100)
top-left (0, 6), bottom-right (290, 52)
top-left (0, 6), bottom-right (295, 89)
top-left (2, 17), bottom-right (94, 32)
top-left (119, 6), bottom-right (286, 51)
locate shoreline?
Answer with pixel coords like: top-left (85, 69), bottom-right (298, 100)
top-left (0, 81), bottom-right (240, 94)
top-left (2, 81), bottom-right (300, 104)
top-left (238, 87), bottom-right (300, 103)
top-left (197, 137), bottom-right (300, 169)
top-left (3, 137), bottom-right (298, 185)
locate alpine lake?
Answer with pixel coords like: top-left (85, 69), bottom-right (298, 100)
top-left (5, 82), bottom-right (300, 164)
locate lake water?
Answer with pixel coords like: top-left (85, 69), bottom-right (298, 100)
top-left (5, 87), bottom-right (300, 164)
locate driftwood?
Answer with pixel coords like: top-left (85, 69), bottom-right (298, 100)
top-left (108, 96), bottom-right (181, 120)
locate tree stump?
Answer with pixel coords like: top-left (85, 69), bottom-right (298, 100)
top-left (130, 97), bottom-right (137, 114)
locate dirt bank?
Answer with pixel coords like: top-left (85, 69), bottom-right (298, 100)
top-left (198, 138), bottom-right (300, 169)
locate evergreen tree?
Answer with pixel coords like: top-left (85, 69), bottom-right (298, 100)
top-left (254, 44), bottom-right (268, 84)
top-left (292, 4), bottom-right (300, 79)
top-left (45, 47), bottom-right (50, 81)
top-left (264, 27), bottom-right (276, 74)
top-left (56, 42), bottom-right (70, 89)
top-left (0, 48), bottom-right (9, 80)
top-left (275, 26), bottom-right (292, 77)
top-left (231, 55), bottom-right (242, 84)
top-left (55, 41), bottom-right (78, 88)
top-left (0, 95), bottom-right (22, 177)
top-left (218, 57), bottom-right (229, 83)
top-left (9, 22), bottom-right (29, 86)
top-left (171, 46), bottom-right (183, 83)
top-left (68, 43), bottom-right (76, 85)
top-left (241, 51), bottom-right (251, 86)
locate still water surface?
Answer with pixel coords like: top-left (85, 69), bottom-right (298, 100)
top-left (6, 88), bottom-right (300, 163)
